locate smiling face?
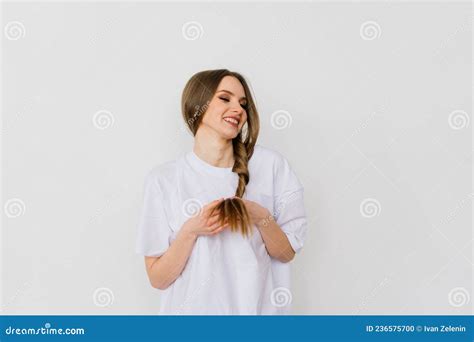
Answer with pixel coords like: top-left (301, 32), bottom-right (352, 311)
top-left (199, 76), bottom-right (248, 140)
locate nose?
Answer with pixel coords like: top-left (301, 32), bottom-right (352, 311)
top-left (230, 102), bottom-right (244, 115)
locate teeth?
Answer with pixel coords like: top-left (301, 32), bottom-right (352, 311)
top-left (224, 117), bottom-right (238, 125)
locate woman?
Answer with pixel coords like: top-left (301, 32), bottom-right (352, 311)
top-left (136, 69), bottom-right (308, 315)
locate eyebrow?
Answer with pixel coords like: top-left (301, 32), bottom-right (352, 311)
top-left (217, 89), bottom-right (247, 101)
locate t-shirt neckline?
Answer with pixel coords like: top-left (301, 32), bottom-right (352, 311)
top-left (186, 150), bottom-right (234, 177)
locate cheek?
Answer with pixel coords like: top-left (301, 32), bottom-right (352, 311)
top-left (202, 104), bottom-right (224, 125)
top-left (210, 98), bottom-right (226, 112)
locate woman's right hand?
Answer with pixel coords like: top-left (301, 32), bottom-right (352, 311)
top-left (180, 198), bottom-right (228, 239)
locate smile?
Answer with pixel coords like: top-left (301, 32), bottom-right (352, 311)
top-left (223, 117), bottom-right (239, 127)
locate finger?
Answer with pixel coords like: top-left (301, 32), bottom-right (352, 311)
top-left (208, 220), bottom-right (225, 231)
top-left (208, 198), bottom-right (224, 207)
top-left (199, 199), bottom-right (223, 218)
top-left (203, 198), bottom-right (224, 212)
top-left (207, 207), bottom-right (222, 218)
top-left (208, 219), bottom-right (228, 231)
top-left (200, 208), bottom-right (216, 218)
top-left (206, 215), bottom-right (223, 227)
top-left (202, 208), bottom-right (220, 222)
top-left (210, 225), bottom-right (227, 235)
top-left (205, 222), bottom-right (229, 235)
top-left (201, 223), bottom-right (227, 236)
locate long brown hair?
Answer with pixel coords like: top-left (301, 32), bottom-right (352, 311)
top-left (181, 69), bottom-right (260, 237)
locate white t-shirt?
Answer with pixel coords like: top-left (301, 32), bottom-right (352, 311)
top-left (135, 144), bottom-right (307, 315)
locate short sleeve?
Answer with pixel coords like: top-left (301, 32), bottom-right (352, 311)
top-left (273, 155), bottom-right (308, 254)
top-left (135, 171), bottom-right (173, 257)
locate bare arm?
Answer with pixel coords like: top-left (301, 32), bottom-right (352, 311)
top-left (144, 198), bottom-right (228, 290)
top-left (144, 229), bottom-right (197, 290)
top-left (241, 198), bottom-right (295, 263)
top-left (256, 215), bottom-right (295, 263)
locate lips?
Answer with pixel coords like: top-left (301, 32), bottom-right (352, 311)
top-left (223, 116), bottom-right (239, 127)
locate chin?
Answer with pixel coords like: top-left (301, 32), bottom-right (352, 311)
top-left (218, 124), bottom-right (241, 140)
top-left (219, 130), bottom-right (239, 140)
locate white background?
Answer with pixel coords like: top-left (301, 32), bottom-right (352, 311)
top-left (1, 1), bottom-right (472, 314)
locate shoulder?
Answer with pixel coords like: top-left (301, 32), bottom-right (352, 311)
top-left (252, 144), bottom-right (289, 170)
top-left (252, 144), bottom-right (285, 162)
top-left (252, 144), bottom-right (303, 191)
top-left (144, 154), bottom-right (183, 189)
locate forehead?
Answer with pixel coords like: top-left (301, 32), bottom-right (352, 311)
top-left (216, 76), bottom-right (245, 97)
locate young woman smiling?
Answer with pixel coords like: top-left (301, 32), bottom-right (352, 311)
top-left (136, 69), bottom-right (308, 315)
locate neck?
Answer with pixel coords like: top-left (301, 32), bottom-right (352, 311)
top-left (193, 127), bottom-right (234, 168)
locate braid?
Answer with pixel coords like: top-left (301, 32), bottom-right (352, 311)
top-left (182, 69), bottom-right (259, 237)
top-left (232, 135), bottom-right (249, 197)
top-left (209, 133), bottom-right (253, 237)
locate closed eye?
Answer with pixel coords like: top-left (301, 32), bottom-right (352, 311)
top-left (219, 97), bottom-right (247, 109)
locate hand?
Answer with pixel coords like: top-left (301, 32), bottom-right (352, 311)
top-left (240, 198), bottom-right (272, 227)
top-left (181, 198), bottom-right (229, 239)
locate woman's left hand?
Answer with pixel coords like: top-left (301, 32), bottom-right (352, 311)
top-left (239, 198), bottom-right (272, 227)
